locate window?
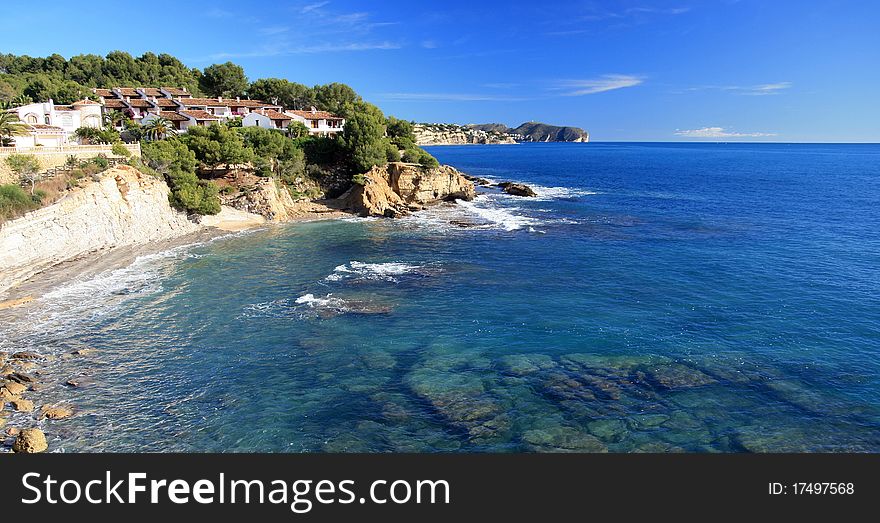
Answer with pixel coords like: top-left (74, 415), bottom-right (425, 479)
top-left (45, 115), bottom-right (50, 124)
top-left (25, 114), bottom-right (37, 124)
top-left (311, 120), bottom-right (319, 128)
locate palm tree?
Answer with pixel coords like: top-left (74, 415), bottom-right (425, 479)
top-left (0, 112), bottom-right (30, 146)
top-left (103, 110), bottom-right (127, 130)
top-left (143, 116), bottom-right (176, 141)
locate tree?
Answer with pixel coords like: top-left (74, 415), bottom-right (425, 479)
top-left (143, 117), bottom-right (176, 141)
top-left (313, 83), bottom-right (361, 116)
top-left (103, 110), bottom-right (127, 129)
top-left (200, 62), bottom-right (248, 98)
top-left (181, 123), bottom-right (253, 170)
top-left (74, 126), bottom-right (120, 144)
top-left (0, 112), bottom-right (29, 146)
top-left (248, 78), bottom-right (315, 109)
top-left (6, 154), bottom-right (41, 194)
top-left (287, 121), bottom-right (310, 139)
top-left (142, 139), bottom-right (219, 215)
top-left (341, 102), bottom-right (388, 173)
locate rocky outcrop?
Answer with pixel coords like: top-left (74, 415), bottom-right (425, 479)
top-left (469, 122), bottom-right (590, 143)
top-left (341, 163), bottom-right (475, 217)
top-left (13, 427), bottom-right (48, 453)
top-left (222, 178), bottom-right (299, 222)
top-left (0, 165), bottom-right (202, 294)
top-left (498, 182), bottom-right (537, 197)
top-left (413, 124), bottom-right (516, 145)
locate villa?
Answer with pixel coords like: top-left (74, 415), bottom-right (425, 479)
top-left (285, 108), bottom-right (345, 137)
top-left (8, 98), bottom-right (103, 146)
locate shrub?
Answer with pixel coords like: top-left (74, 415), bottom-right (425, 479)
top-left (351, 173), bottom-right (367, 186)
top-left (111, 142), bottom-right (130, 157)
top-left (384, 140), bottom-right (401, 162)
top-left (5, 154), bottom-right (41, 194)
top-left (0, 184), bottom-right (40, 222)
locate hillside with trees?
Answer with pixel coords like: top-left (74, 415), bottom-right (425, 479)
top-left (0, 51), bottom-right (438, 216)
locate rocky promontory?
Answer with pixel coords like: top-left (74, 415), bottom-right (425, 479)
top-left (412, 124), bottom-right (517, 145)
top-left (341, 162), bottom-right (476, 217)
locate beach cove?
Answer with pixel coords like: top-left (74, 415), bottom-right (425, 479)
top-left (1, 142), bottom-right (879, 452)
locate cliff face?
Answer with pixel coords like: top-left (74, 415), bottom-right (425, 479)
top-left (342, 163), bottom-right (475, 217)
top-left (0, 165), bottom-right (202, 294)
top-left (509, 122), bottom-right (589, 143)
top-left (412, 124), bottom-right (516, 145)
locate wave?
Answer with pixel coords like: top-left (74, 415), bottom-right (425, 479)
top-left (325, 261), bottom-right (437, 282)
top-left (528, 184), bottom-right (599, 200)
top-left (456, 196), bottom-right (538, 231)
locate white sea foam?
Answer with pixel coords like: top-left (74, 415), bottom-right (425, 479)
top-left (456, 197), bottom-right (538, 231)
top-left (325, 261), bottom-right (431, 282)
top-left (294, 293), bottom-right (347, 308)
top-left (527, 184), bottom-right (599, 200)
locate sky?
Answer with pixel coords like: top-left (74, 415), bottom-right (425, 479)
top-left (2, 0), bottom-right (879, 142)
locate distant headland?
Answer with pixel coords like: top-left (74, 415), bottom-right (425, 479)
top-left (413, 122), bottom-right (590, 145)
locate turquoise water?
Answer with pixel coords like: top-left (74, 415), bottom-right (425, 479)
top-left (3, 142), bottom-right (879, 452)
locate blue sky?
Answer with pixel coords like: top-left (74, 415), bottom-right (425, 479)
top-left (2, 0), bottom-right (879, 141)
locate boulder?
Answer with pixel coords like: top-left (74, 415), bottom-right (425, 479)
top-left (11, 351), bottom-right (42, 360)
top-left (11, 398), bottom-right (34, 412)
top-left (0, 387), bottom-right (17, 401)
top-left (498, 182), bottom-right (537, 197)
top-left (648, 364), bottom-right (717, 390)
top-left (6, 427), bottom-right (20, 437)
top-left (40, 405), bottom-right (74, 420)
top-left (13, 428), bottom-right (48, 453)
top-left (522, 425), bottom-right (608, 452)
top-left (8, 372), bottom-right (36, 384)
top-left (3, 382), bottom-right (27, 396)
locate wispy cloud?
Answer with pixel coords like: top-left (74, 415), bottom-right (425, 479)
top-left (674, 127), bottom-right (777, 138)
top-left (259, 26), bottom-right (289, 36)
top-left (301, 1), bottom-right (330, 14)
top-left (578, 5), bottom-right (690, 21)
top-left (421, 40), bottom-right (439, 49)
top-left (685, 82), bottom-right (793, 96)
top-left (211, 41), bottom-right (401, 59)
top-left (379, 92), bottom-right (530, 102)
top-left (557, 75), bottom-right (644, 95)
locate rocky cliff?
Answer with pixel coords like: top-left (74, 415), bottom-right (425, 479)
top-left (0, 165), bottom-right (203, 294)
top-left (412, 124), bottom-right (516, 145)
top-left (415, 122), bottom-right (590, 144)
top-left (341, 162), bottom-right (475, 217)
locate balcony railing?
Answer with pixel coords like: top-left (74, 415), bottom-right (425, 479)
top-left (0, 143), bottom-right (141, 155)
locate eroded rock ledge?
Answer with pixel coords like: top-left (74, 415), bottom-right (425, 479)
top-left (340, 162), bottom-right (476, 217)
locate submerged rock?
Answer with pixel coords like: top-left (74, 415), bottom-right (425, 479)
top-left (522, 425), bottom-right (608, 452)
top-left (499, 354), bottom-right (557, 376)
top-left (40, 405), bottom-right (74, 420)
top-left (587, 419), bottom-right (628, 442)
top-left (11, 351), bottom-right (42, 360)
top-left (13, 428), bottom-right (48, 453)
top-left (11, 398), bottom-right (34, 412)
top-left (498, 182), bottom-right (537, 197)
top-left (648, 364), bottom-right (717, 390)
top-left (3, 381), bottom-right (27, 396)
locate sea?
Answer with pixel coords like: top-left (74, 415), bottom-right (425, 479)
top-left (2, 142), bottom-right (879, 452)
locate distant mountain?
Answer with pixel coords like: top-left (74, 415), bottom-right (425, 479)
top-left (413, 121), bottom-right (590, 145)
top-left (467, 122), bottom-right (589, 143)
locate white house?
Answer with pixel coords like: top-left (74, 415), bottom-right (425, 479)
top-left (241, 109), bottom-right (293, 131)
top-left (12, 98), bottom-right (103, 144)
top-left (285, 107), bottom-right (345, 137)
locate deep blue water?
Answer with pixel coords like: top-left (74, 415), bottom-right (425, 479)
top-left (3, 142), bottom-right (879, 452)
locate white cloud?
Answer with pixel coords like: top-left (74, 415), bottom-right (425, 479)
top-left (674, 127), bottom-right (777, 138)
top-left (686, 82), bottom-right (793, 96)
top-left (558, 74), bottom-right (644, 95)
top-left (301, 1), bottom-right (330, 13)
top-left (210, 41), bottom-right (400, 59)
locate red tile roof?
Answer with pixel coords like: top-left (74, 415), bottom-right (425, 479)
top-left (115, 88), bottom-right (140, 97)
top-left (180, 109), bottom-right (219, 121)
top-left (180, 97), bottom-right (278, 109)
top-left (140, 88), bottom-right (163, 97)
top-left (103, 99), bottom-right (128, 108)
top-left (28, 124), bottom-right (64, 132)
top-left (154, 98), bottom-right (179, 107)
top-left (127, 99), bottom-right (155, 108)
top-left (158, 111), bottom-right (188, 121)
top-left (162, 87), bottom-right (190, 96)
top-left (287, 109), bottom-right (342, 120)
top-left (72, 98), bottom-right (102, 106)
top-left (93, 88), bottom-right (114, 98)
top-left (254, 108), bottom-right (291, 120)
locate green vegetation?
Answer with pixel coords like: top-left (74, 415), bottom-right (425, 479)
top-left (5, 153), bottom-right (41, 194)
top-left (0, 184), bottom-right (44, 222)
top-left (111, 142), bottom-right (130, 157)
top-left (0, 112), bottom-right (29, 146)
top-left (200, 62), bottom-right (248, 98)
top-left (141, 139), bottom-right (220, 215)
top-left (1, 51), bottom-right (442, 215)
